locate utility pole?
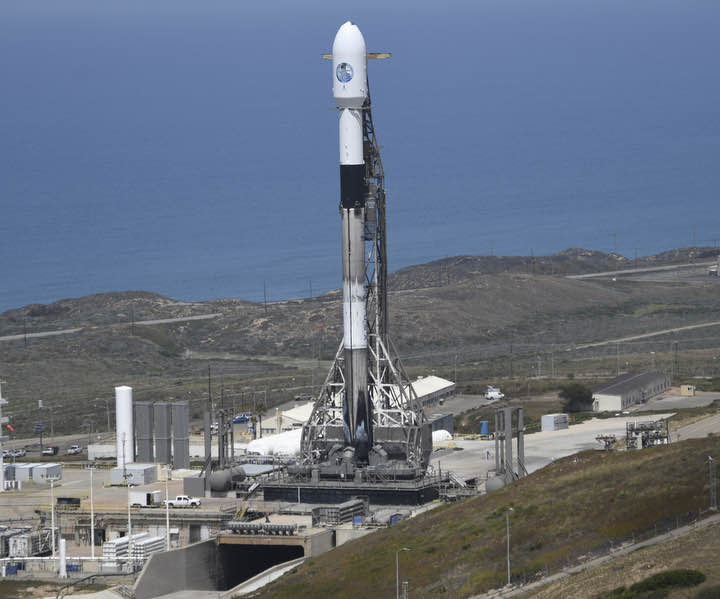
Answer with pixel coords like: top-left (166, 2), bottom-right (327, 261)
top-left (88, 466), bottom-right (95, 559)
top-left (506, 507), bottom-right (513, 586)
top-left (709, 456), bottom-right (717, 512)
top-left (509, 340), bottom-right (514, 379)
top-left (616, 343), bottom-right (620, 376)
top-left (50, 477), bottom-right (59, 557)
top-left (208, 365), bottom-right (213, 420)
top-left (165, 467), bottom-right (171, 551)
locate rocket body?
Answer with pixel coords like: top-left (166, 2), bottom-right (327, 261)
top-left (333, 22), bottom-right (372, 459)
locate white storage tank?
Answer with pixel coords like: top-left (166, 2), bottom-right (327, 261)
top-left (541, 413), bottom-right (569, 432)
top-left (32, 463), bottom-right (62, 482)
top-left (115, 386), bottom-right (134, 469)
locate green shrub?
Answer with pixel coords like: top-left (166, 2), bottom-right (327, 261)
top-left (596, 571), bottom-right (707, 599)
top-left (630, 569), bottom-right (706, 593)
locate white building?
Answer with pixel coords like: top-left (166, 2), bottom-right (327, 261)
top-left (592, 372), bottom-right (671, 412)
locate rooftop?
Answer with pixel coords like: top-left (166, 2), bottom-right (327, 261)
top-left (593, 371), bottom-right (667, 396)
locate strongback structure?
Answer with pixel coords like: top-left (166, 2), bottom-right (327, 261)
top-left (494, 407), bottom-right (527, 486)
top-left (294, 22), bottom-right (431, 483)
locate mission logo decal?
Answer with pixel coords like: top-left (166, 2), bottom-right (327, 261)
top-left (336, 62), bottom-right (353, 83)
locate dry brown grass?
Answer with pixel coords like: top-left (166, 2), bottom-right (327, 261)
top-left (254, 436), bottom-right (720, 599)
top-left (523, 520), bottom-right (720, 599)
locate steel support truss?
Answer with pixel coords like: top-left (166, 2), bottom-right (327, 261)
top-left (300, 93), bottom-right (428, 471)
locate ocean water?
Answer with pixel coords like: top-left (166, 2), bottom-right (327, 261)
top-left (1, 0), bottom-right (719, 312)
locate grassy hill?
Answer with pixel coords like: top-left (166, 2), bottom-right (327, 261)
top-left (3, 248), bottom-right (720, 437)
top-left (254, 436), bottom-right (720, 599)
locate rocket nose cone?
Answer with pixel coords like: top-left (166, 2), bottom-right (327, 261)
top-left (333, 21), bottom-right (366, 56)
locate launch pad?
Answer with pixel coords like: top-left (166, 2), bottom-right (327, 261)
top-left (263, 474), bottom-right (447, 506)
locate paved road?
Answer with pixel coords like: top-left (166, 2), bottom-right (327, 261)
top-left (0, 313), bottom-right (222, 343)
top-left (632, 390), bottom-right (720, 412)
top-left (567, 261), bottom-right (716, 279)
top-left (573, 319), bottom-right (720, 350)
top-left (676, 413), bottom-right (720, 440)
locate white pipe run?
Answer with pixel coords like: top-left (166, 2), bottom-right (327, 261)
top-left (115, 386), bottom-right (134, 469)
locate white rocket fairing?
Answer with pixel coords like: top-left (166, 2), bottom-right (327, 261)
top-left (333, 22), bottom-right (372, 459)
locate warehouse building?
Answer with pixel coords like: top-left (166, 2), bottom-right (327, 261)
top-left (408, 375), bottom-right (456, 407)
top-left (592, 372), bottom-right (671, 412)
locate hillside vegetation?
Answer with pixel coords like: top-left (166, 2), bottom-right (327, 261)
top-left (3, 248), bottom-right (720, 436)
top-left (254, 436), bottom-right (720, 599)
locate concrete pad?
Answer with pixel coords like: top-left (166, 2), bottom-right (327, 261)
top-left (154, 592), bottom-right (220, 599)
top-left (432, 414), bottom-right (675, 481)
top-left (631, 390), bottom-right (720, 412)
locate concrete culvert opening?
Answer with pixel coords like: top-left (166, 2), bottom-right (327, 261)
top-left (219, 544), bottom-right (305, 589)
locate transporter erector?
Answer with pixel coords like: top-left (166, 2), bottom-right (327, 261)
top-left (293, 22), bottom-right (432, 482)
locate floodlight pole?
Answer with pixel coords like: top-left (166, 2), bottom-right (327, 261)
top-left (709, 456), bottom-right (717, 511)
top-left (165, 466), bottom-right (171, 551)
top-left (506, 507), bottom-right (514, 586)
top-left (396, 547), bottom-right (411, 599)
top-left (50, 478), bottom-right (56, 557)
top-left (88, 466), bottom-right (95, 559)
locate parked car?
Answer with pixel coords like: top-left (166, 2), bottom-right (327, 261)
top-left (67, 445), bottom-right (83, 455)
top-left (11, 448), bottom-right (26, 457)
top-left (41, 446), bottom-right (59, 456)
top-left (233, 413), bottom-right (250, 424)
top-left (1, 449), bottom-right (10, 458)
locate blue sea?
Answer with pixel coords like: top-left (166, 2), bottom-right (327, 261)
top-left (1, 0), bottom-right (719, 312)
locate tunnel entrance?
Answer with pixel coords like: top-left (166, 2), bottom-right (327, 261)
top-left (219, 544), bottom-right (304, 590)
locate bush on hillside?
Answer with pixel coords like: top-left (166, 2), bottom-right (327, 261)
top-left (558, 382), bottom-right (593, 412)
top-left (630, 569), bottom-right (706, 593)
top-left (597, 570), bottom-right (706, 599)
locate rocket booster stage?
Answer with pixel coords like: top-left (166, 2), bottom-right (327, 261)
top-left (333, 22), bottom-right (372, 459)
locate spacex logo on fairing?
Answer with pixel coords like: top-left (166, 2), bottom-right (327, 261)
top-left (336, 62), bottom-right (353, 82)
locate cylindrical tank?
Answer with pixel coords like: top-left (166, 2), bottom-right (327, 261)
top-left (115, 386), bottom-right (134, 469)
top-left (208, 466), bottom-right (247, 492)
top-left (480, 421), bottom-right (489, 436)
top-left (208, 469), bottom-right (231, 492)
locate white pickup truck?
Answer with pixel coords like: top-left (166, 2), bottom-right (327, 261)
top-left (163, 495), bottom-right (202, 508)
top-left (484, 386), bottom-right (505, 400)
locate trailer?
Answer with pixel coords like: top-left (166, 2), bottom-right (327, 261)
top-left (130, 490), bottom-right (163, 507)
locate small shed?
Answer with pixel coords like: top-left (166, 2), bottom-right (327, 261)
top-left (14, 464), bottom-right (40, 482)
top-left (110, 463), bottom-right (157, 486)
top-left (541, 413), bottom-right (569, 431)
top-left (32, 463), bottom-right (62, 482)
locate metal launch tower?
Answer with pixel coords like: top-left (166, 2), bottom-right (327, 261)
top-left (296, 22), bottom-right (432, 480)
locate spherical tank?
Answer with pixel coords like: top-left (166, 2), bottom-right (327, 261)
top-left (485, 476), bottom-right (506, 492)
